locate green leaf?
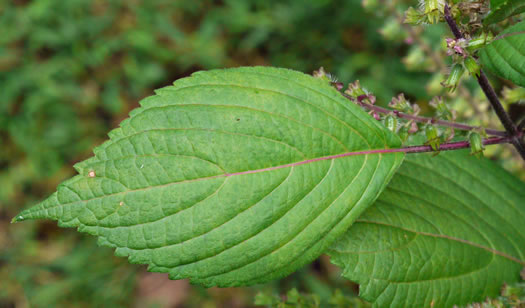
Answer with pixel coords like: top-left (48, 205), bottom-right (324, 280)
top-left (491, 0), bottom-right (507, 10)
top-left (484, 0), bottom-right (525, 25)
top-left (480, 21), bottom-right (525, 87)
top-left (14, 67), bottom-right (404, 287)
top-left (328, 151), bottom-right (525, 307)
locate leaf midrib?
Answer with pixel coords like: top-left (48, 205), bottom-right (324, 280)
top-left (19, 148), bottom-right (402, 220)
top-left (96, 151), bottom-right (371, 282)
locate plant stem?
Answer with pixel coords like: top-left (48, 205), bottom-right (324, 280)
top-left (443, 4), bottom-right (525, 161)
top-left (518, 119), bottom-right (525, 132)
top-left (401, 136), bottom-right (509, 154)
top-left (338, 136), bottom-right (510, 156)
top-left (342, 93), bottom-right (507, 137)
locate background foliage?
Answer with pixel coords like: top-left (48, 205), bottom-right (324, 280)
top-left (1, 0), bottom-right (523, 307)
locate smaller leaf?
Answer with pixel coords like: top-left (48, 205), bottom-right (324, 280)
top-left (480, 20), bottom-right (525, 87)
top-left (328, 151), bottom-right (525, 308)
top-left (484, 0), bottom-right (525, 25)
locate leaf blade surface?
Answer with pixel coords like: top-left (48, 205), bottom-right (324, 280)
top-left (328, 151), bottom-right (525, 307)
top-left (480, 21), bottom-right (525, 87)
top-left (484, 0), bottom-right (525, 25)
top-left (15, 67), bottom-right (404, 287)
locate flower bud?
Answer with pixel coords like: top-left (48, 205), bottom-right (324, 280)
top-left (466, 32), bottom-right (493, 52)
top-left (313, 67), bottom-right (328, 80)
top-left (442, 64), bottom-right (465, 92)
top-left (383, 115), bottom-right (398, 132)
top-left (425, 125), bottom-right (440, 151)
top-left (398, 125), bottom-right (409, 142)
top-left (464, 57), bottom-right (481, 77)
top-left (446, 38), bottom-right (468, 58)
top-left (389, 93), bottom-right (411, 112)
top-left (345, 80), bottom-right (367, 98)
top-left (430, 96), bottom-right (455, 120)
top-left (469, 132), bottom-right (484, 157)
top-left (332, 82), bottom-right (344, 91)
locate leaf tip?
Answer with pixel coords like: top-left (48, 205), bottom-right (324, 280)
top-left (11, 214), bottom-right (25, 223)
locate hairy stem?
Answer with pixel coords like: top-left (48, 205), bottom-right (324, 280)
top-left (518, 119), bottom-right (525, 132)
top-left (342, 93), bottom-right (507, 137)
top-left (443, 4), bottom-right (525, 161)
top-left (345, 136), bottom-right (510, 155)
top-left (401, 136), bottom-right (509, 154)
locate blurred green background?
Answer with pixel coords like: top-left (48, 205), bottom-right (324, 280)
top-left (1, 0), bottom-right (520, 307)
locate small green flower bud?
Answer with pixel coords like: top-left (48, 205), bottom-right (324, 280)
top-left (442, 64), bottom-right (465, 92)
top-left (430, 96), bottom-right (455, 120)
top-left (345, 80), bottom-right (367, 98)
top-left (466, 37), bottom-right (486, 51)
top-left (389, 93), bottom-right (411, 112)
top-left (313, 67), bottom-right (329, 80)
top-left (469, 132), bottom-right (484, 157)
top-left (464, 57), bottom-right (481, 77)
top-left (466, 32), bottom-right (494, 52)
top-left (425, 125), bottom-right (441, 151)
top-left (398, 126), bottom-right (409, 143)
top-left (383, 115), bottom-right (398, 132)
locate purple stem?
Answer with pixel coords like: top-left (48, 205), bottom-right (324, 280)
top-left (343, 93), bottom-right (507, 137)
top-left (402, 136), bottom-right (509, 153)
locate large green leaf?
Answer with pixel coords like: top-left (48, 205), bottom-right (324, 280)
top-left (480, 20), bottom-right (525, 87)
top-left (484, 0), bottom-right (525, 25)
top-left (328, 151), bottom-right (525, 307)
top-left (14, 67), bottom-right (404, 287)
